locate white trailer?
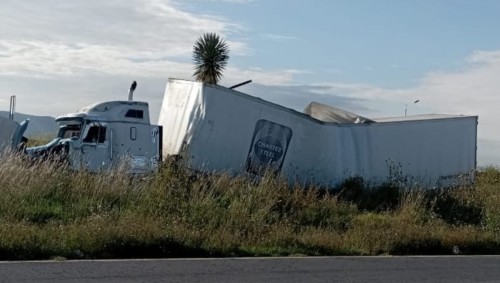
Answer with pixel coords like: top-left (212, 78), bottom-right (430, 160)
top-left (158, 79), bottom-right (477, 188)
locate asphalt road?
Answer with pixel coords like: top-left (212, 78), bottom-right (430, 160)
top-left (1, 256), bottom-right (499, 283)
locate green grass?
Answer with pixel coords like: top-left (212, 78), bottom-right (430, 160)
top-left (0, 153), bottom-right (499, 260)
top-left (26, 134), bottom-right (53, 147)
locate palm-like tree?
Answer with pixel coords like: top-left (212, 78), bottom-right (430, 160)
top-left (192, 33), bottom-right (229, 85)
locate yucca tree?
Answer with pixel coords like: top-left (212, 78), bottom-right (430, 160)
top-left (192, 33), bottom-right (230, 85)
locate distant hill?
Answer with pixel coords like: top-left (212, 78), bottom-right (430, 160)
top-left (0, 111), bottom-right (57, 137)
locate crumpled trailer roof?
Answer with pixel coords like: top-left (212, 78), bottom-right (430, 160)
top-left (158, 79), bottom-right (477, 188)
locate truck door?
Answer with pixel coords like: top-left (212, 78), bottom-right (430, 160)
top-left (81, 122), bottom-right (109, 171)
top-left (150, 125), bottom-right (162, 170)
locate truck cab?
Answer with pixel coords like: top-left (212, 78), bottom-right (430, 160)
top-left (27, 101), bottom-right (162, 173)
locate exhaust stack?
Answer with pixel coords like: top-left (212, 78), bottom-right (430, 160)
top-left (128, 81), bottom-right (137, 101)
top-left (9, 95), bottom-right (16, 120)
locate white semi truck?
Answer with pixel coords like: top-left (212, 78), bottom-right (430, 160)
top-left (2, 79), bottom-right (477, 187)
top-left (2, 83), bottom-right (162, 173)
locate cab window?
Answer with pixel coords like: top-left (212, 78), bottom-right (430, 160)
top-left (125, 109), bottom-right (144, 119)
top-left (58, 125), bottom-right (81, 139)
top-left (83, 125), bottom-right (106, 143)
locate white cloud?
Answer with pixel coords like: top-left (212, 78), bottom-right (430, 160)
top-left (0, 0), bottom-right (237, 54)
top-left (467, 50), bottom-right (500, 64)
top-left (0, 40), bottom-right (190, 78)
top-left (221, 68), bottom-right (307, 86)
top-left (261, 34), bottom-right (300, 41)
top-left (0, 0), bottom-right (258, 80)
top-left (0, 0), bottom-right (248, 72)
top-left (0, 0), bottom-right (299, 119)
top-left (183, 0), bottom-right (256, 3)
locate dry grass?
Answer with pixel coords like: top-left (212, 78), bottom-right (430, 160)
top-left (0, 152), bottom-right (499, 260)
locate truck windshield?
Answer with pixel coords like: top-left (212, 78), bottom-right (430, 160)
top-left (58, 124), bottom-right (82, 139)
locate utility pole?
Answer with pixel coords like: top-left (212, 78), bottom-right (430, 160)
top-left (405, 99), bottom-right (419, 117)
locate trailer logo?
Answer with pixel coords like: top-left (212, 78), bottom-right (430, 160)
top-left (254, 137), bottom-right (283, 163)
top-left (245, 120), bottom-right (292, 176)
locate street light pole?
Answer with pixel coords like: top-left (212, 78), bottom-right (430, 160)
top-left (404, 99), bottom-right (420, 117)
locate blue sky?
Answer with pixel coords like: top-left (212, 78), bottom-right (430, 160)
top-left (0, 0), bottom-right (499, 165)
top-left (182, 0), bottom-right (500, 87)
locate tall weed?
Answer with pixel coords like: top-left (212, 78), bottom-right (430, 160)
top-left (0, 154), bottom-right (500, 259)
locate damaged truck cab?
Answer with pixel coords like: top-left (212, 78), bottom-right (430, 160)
top-left (27, 101), bottom-right (162, 173)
